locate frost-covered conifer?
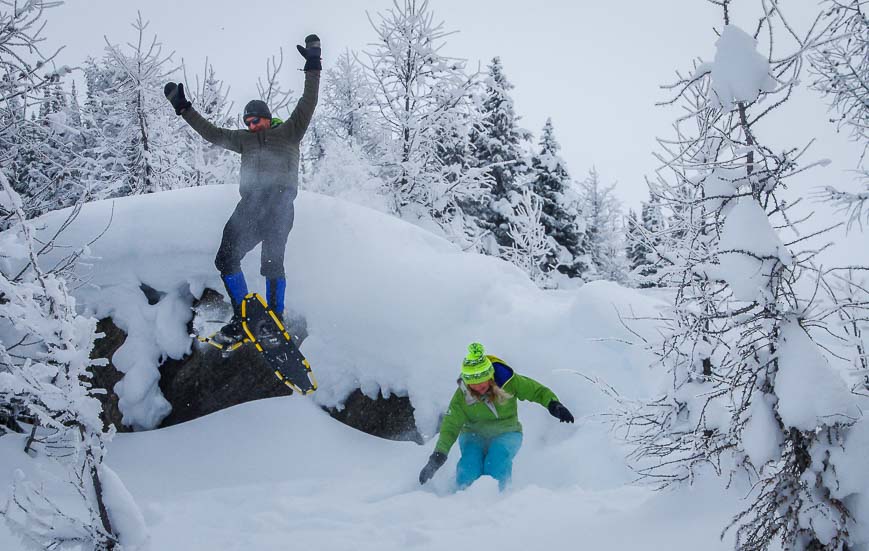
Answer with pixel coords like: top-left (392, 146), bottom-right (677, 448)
top-left (88, 13), bottom-right (181, 196)
top-left (320, 50), bottom-right (379, 149)
top-left (302, 50), bottom-right (390, 209)
top-left (579, 168), bottom-right (624, 282)
top-left (626, 193), bottom-right (664, 287)
top-left (529, 118), bottom-right (590, 279)
top-left (616, 5), bottom-right (863, 549)
top-left (361, 0), bottom-right (487, 224)
top-left (625, 209), bottom-right (642, 274)
top-left (465, 56), bottom-right (532, 251)
top-left (0, 3), bottom-right (80, 219)
top-left (305, 137), bottom-right (388, 213)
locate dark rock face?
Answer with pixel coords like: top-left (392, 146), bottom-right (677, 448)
top-left (157, 288), bottom-right (296, 427)
top-left (87, 287), bottom-right (421, 443)
top-left (157, 341), bottom-right (294, 427)
top-left (323, 390), bottom-right (422, 443)
top-left (90, 317), bottom-right (131, 432)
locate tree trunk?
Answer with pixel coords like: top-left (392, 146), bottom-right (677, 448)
top-left (81, 426), bottom-right (117, 549)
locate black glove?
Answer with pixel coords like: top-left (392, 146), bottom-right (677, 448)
top-left (163, 82), bottom-right (191, 115)
top-left (418, 451), bottom-right (447, 485)
top-left (548, 400), bottom-right (574, 423)
top-left (296, 34), bottom-right (322, 72)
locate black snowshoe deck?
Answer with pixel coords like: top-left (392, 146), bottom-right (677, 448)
top-left (240, 293), bottom-right (317, 395)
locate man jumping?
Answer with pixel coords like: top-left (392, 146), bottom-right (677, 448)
top-left (164, 34), bottom-right (321, 344)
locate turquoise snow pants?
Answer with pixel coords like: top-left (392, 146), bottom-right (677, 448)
top-left (456, 431), bottom-right (523, 491)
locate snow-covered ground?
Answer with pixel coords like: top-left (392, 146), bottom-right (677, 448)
top-left (1, 396), bottom-right (755, 551)
top-left (1, 186), bottom-right (774, 549)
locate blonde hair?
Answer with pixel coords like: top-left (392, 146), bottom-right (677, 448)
top-left (468, 381), bottom-right (513, 405)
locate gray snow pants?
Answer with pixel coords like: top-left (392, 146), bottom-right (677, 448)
top-left (214, 189), bottom-right (295, 279)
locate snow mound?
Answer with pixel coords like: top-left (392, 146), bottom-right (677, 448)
top-left (25, 185), bottom-right (665, 431)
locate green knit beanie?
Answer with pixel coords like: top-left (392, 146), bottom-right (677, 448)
top-left (461, 342), bottom-right (494, 384)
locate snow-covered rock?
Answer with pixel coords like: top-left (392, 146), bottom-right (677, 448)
top-left (21, 186), bottom-right (665, 432)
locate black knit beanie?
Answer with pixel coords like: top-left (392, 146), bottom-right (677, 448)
top-left (243, 99), bottom-right (271, 120)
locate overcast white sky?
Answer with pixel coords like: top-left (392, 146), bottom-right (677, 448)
top-left (41, 0), bottom-right (863, 211)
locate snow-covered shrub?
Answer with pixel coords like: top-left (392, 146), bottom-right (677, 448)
top-left (0, 4), bottom-right (144, 546)
top-left (616, 5), bottom-right (865, 550)
top-left (0, 173), bottom-right (145, 549)
top-left (502, 187), bottom-right (553, 287)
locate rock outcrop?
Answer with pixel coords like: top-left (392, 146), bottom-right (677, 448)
top-left (88, 288), bottom-right (421, 442)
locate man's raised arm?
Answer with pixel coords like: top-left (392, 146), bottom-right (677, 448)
top-left (282, 34), bottom-right (322, 142)
top-left (164, 82), bottom-right (243, 154)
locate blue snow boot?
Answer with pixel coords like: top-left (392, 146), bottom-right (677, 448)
top-left (216, 272), bottom-right (248, 344)
top-left (266, 277), bottom-right (286, 323)
top-left (258, 277), bottom-right (287, 343)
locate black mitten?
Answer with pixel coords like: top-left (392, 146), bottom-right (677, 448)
top-left (547, 400), bottom-right (575, 423)
top-left (163, 82), bottom-right (191, 115)
top-left (296, 34), bottom-right (322, 72)
top-left (418, 451), bottom-right (447, 485)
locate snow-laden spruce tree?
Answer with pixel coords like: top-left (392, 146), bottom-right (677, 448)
top-left (810, 0), bottom-right (869, 229)
top-left (626, 192), bottom-right (665, 288)
top-left (84, 12), bottom-right (181, 197)
top-left (361, 0), bottom-right (489, 226)
top-left (625, 209), bottom-right (643, 279)
top-left (616, 3), bottom-right (864, 549)
top-left (304, 136), bottom-right (389, 213)
top-left (30, 75), bottom-right (88, 213)
top-left (431, 95), bottom-right (503, 249)
top-left (579, 167), bottom-right (624, 282)
top-left (0, 1), bottom-right (82, 220)
top-left (529, 118), bottom-right (591, 280)
top-left (463, 56), bottom-right (532, 252)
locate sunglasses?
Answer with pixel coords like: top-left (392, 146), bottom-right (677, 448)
top-left (245, 116), bottom-right (262, 127)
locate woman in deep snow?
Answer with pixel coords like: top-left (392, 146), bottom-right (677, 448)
top-left (419, 343), bottom-right (575, 491)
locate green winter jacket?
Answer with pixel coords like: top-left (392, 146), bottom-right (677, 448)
top-left (181, 70), bottom-right (320, 199)
top-left (434, 356), bottom-right (559, 455)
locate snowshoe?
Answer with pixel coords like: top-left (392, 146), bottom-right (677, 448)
top-left (213, 315), bottom-right (245, 346)
top-left (197, 314), bottom-right (248, 357)
top-left (241, 293), bottom-right (317, 395)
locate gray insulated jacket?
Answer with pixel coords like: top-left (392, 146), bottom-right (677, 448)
top-left (181, 70), bottom-right (320, 199)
